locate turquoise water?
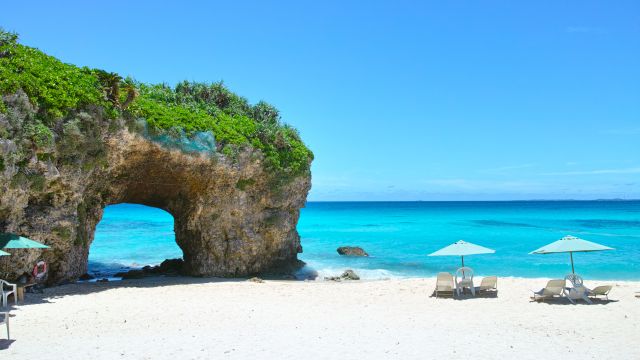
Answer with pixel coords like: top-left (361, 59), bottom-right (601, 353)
top-left (89, 204), bottom-right (180, 274)
top-left (89, 201), bottom-right (640, 280)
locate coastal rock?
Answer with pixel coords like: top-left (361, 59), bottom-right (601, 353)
top-left (117, 269), bottom-right (146, 280)
top-left (157, 258), bottom-right (184, 275)
top-left (324, 269), bottom-right (360, 281)
top-left (337, 246), bottom-right (369, 257)
top-left (0, 92), bottom-right (312, 285)
top-left (341, 270), bottom-right (360, 280)
top-left (247, 277), bottom-right (264, 283)
top-left (78, 273), bottom-right (94, 281)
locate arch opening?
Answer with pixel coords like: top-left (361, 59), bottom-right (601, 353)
top-left (88, 203), bottom-right (183, 277)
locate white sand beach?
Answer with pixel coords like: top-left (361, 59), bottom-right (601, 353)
top-left (2, 277), bottom-right (639, 360)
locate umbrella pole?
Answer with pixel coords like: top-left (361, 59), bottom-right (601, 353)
top-left (570, 252), bottom-right (575, 274)
top-left (461, 255), bottom-right (464, 267)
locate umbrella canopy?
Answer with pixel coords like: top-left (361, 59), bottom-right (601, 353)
top-left (529, 235), bottom-right (614, 274)
top-left (428, 240), bottom-right (495, 267)
top-left (0, 233), bottom-right (50, 249)
top-left (0, 249), bottom-right (10, 256)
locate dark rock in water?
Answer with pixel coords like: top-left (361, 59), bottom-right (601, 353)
top-left (116, 269), bottom-right (146, 280)
top-left (79, 273), bottom-right (94, 281)
top-left (158, 258), bottom-right (184, 275)
top-left (324, 269), bottom-right (360, 281)
top-left (337, 246), bottom-right (369, 257)
top-left (96, 278), bottom-right (109, 283)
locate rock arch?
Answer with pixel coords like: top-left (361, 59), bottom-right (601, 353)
top-left (0, 128), bottom-right (310, 284)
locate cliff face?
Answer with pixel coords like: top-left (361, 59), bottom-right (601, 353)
top-left (0, 90), bottom-right (311, 283)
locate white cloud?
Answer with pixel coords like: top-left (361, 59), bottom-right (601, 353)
top-left (479, 164), bottom-right (535, 174)
top-left (605, 128), bottom-right (640, 135)
top-left (542, 167), bottom-right (640, 176)
top-left (566, 26), bottom-right (606, 34)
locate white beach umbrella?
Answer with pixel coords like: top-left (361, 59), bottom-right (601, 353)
top-left (428, 240), bottom-right (495, 267)
top-left (529, 235), bottom-right (614, 274)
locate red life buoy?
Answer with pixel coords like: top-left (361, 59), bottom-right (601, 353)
top-left (33, 260), bottom-right (47, 279)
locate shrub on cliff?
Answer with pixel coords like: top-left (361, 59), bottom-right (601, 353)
top-left (0, 28), bottom-right (313, 181)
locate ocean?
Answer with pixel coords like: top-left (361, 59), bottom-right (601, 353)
top-left (89, 201), bottom-right (640, 280)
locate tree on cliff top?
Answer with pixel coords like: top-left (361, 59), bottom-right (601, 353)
top-left (0, 28), bottom-right (313, 181)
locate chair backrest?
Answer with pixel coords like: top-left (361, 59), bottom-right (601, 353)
top-left (565, 274), bottom-right (584, 287)
top-left (455, 267), bottom-right (473, 282)
top-left (544, 279), bottom-right (566, 295)
top-left (480, 276), bottom-right (497, 290)
top-left (566, 285), bottom-right (589, 299)
top-left (436, 272), bottom-right (453, 289)
top-left (592, 285), bottom-right (612, 295)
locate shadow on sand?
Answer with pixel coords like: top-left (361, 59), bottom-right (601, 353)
top-left (528, 297), bottom-right (619, 305)
top-left (0, 339), bottom-right (16, 351)
top-left (6, 274), bottom-right (299, 309)
top-left (429, 290), bottom-right (498, 300)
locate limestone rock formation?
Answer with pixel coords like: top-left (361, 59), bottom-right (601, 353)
top-left (0, 30), bottom-right (314, 285)
top-left (0, 90), bottom-right (311, 284)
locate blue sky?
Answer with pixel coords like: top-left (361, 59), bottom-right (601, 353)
top-left (2, 1), bottom-right (639, 200)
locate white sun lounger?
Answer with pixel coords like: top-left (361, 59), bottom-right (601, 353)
top-left (435, 272), bottom-right (455, 298)
top-left (532, 279), bottom-right (566, 302)
top-left (587, 285), bottom-right (612, 300)
top-left (476, 276), bottom-right (498, 295)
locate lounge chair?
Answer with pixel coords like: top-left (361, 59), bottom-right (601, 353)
top-left (564, 274), bottom-right (592, 304)
top-left (455, 267), bottom-right (474, 296)
top-left (476, 276), bottom-right (498, 295)
top-left (1, 280), bottom-right (16, 307)
top-left (435, 272), bottom-right (455, 298)
top-left (0, 312), bottom-right (8, 339)
top-left (531, 279), bottom-right (565, 302)
top-left (587, 285), bottom-right (612, 300)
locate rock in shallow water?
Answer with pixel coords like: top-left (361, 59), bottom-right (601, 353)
top-left (78, 273), bottom-right (94, 281)
top-left (116, 269), bottom-right (146, 280)
top-left (324, 269), bottom-right (360, 281)
top-left (337, 246), bottom-right (369, 257)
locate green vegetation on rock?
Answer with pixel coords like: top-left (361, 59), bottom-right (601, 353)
top-left (0, 29), bottom-right (313, 180)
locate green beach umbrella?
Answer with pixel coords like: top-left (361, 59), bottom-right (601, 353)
top-left (529, 235), bottom-right (614, 274)
top-left (428, 240), bottom-right (495, 267)
top-left (0, 249), bottom-right (10, 256)
top-left (0, 233), bottom-right (50, 249)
